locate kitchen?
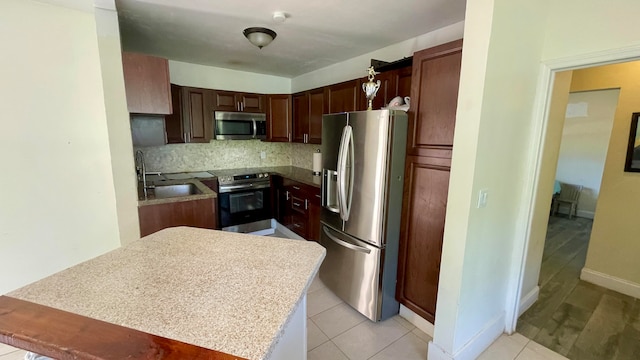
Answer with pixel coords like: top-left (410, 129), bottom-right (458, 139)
top-left (123, 1), bottom-right (462, 326)
top-left (2, 0), bottom-right (633, 360)
top-left (0, 0), bottom-right (465, 357)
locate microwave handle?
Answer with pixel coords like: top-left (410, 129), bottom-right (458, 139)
top-left (252, 119), bottom-right (257, 139)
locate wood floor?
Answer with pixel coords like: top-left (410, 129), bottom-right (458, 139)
top-left (517, 215), bottom-right (640, 359)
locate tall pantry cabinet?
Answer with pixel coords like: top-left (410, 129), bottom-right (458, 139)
top-left (396, 39), bottom-right (463, 323)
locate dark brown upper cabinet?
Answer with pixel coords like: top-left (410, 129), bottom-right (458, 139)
top-left (165, 84), bottom-right (184, 143)
top-left (326, 79), bottom-right (360, 114)
top-left (407, 40), bottom-right (463, 156)
top-left (182, 87), bottom-right (213, 143)
top-left (165, 85), bottom-right (213, 143)
top-left (266, 94), bottom-right (292, 142)
top-left (122, 52), bottom-right (172, 115)
top-left (212, 90), bottom-right (265, 113)
top-left (292, 92), bottom-right (309, 143)
top-left (291, 88), bottom-right (325, 144)
top-left (307, 88), bottom-right (325, 144)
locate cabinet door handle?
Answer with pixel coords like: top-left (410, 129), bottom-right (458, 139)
top-left (184, 132), bottom-right (187, 142)
top-left (293, 223), bottom-right (302, 228)
top-left (286, 190), bottom-right (290, 200)
top-left (293, 186), bottom-right (300, 190)
top-left (305, 199), bottom-right (308, 210)
top-left (288, 133), bottom-right (291, 142)
top-left (241, 102), bottom-right (244, 111)
top-left (293, 202), bottom-right (301, 207)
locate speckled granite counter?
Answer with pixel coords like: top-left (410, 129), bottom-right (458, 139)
top-left (263, 166), bottom-right (321, 188)
top-left (7, 227), bottom-right (326, 359)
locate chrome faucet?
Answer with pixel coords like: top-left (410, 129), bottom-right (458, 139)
top-left (135, 150), bottom-right (148, 198)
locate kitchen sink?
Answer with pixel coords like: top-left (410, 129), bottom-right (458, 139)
top-left (153, 184), bottom-right (201, 199)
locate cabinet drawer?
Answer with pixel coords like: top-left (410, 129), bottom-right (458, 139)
top-left (291, 195), bottom-right (308, 215)
top-left (287, 214), bottom-right (307, 238)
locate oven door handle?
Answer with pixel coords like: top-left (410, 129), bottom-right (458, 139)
top-left (218, 183), bottom-right (270, 193)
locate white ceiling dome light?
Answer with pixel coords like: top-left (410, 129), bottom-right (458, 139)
top-left (243, 27), bottom-right (277, 49)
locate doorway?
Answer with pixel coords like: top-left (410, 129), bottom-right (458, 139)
top-left (515, 61), bottom-right (640, 359)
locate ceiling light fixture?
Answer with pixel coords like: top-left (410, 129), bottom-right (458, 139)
top-left (243, 27), bottom-right (277, 49)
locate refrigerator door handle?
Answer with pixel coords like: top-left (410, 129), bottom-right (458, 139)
top-left (323, 226), bottom-right (371, 254)
top-left (337, 125), bottom-right (353, 221)
top-left (345, 125), bottom-right (355, 220)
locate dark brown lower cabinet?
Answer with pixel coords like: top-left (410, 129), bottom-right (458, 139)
top-left (396, 154), bottom-right (451, 323)
top-left (138, 198), bottom-right (217, 237)
top-left (272, 176), bottom-right (320, 241)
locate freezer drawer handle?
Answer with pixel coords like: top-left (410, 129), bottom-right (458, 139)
top-left (323, 227), bottom-right (371, 254)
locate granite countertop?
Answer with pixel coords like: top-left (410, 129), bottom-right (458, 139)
top-left (263, 166), bottom-right (321, 188)
top-left (8, 227), bottom-right (326, 360)
top-left (136, 166), bottom-right (318, 208)
top-left (137, 178), bottom-right (217, 207)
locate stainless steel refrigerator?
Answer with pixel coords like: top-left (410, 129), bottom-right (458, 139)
top-left (320, 109), bottom-right (408, 322)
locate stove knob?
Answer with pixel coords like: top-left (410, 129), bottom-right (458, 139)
top-left (258, 173), bottom-right (263, 178)
top-left (263, 173), bottom-right (269, 178)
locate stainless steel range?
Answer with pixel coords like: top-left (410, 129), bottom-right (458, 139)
top-left (215, 168), bottom-right (272, 233)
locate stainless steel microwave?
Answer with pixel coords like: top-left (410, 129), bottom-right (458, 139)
top-left (214, 111), bottom-right (267, 140)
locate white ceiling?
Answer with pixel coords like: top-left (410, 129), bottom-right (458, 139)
top-left (115, 0), bottom-right (466, 78)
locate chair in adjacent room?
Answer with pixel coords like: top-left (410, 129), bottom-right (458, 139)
top-left (551, 182), bottom-right (583, 219)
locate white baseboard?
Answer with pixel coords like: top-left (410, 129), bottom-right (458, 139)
top-left (518, 286), bottom-right (539, 316)
top-left (554, 208), bottom-right (595, 219)
top-left (427, 312), bottom-right (505, 360)
top-left (399, 305), bottom-right (434, 337)
top-left (577, 210), bottom-right (595, 219)
top-left (581, 268), bottom-right (640, 299)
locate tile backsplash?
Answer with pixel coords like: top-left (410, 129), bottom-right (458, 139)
top-left (137, 140), bottom-right (319, 173)
top-left (292, 143), bottom-right (321, 169)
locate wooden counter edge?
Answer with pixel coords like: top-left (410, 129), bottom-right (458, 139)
top-left (0, 295), bottom-right (247, 360)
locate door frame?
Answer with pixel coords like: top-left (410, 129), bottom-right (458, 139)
top-left (505, 44), bottom-right (640, 332)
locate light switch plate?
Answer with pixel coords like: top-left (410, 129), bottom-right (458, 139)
top-left (477, 189), bottom-right (488, 208)
top-left (260, 151), bottom-right (266, 159)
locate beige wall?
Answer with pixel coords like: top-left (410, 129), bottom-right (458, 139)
top-left (169, 61), bottom-right (291, 94)
top-left (0, 0), bottom-right (121, 294)
top-left (556, 90), bottom-right (619, 217)
top-left (95, 8), bottom-right (140, 245)
top-left (570, 62), bottom-right (640, 285)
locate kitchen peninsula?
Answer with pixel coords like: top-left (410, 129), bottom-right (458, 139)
top-left (0, 227), bottom-right (325, 359)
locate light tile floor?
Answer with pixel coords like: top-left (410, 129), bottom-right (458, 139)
top-left (306, 275), bottom-right (570, 360)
